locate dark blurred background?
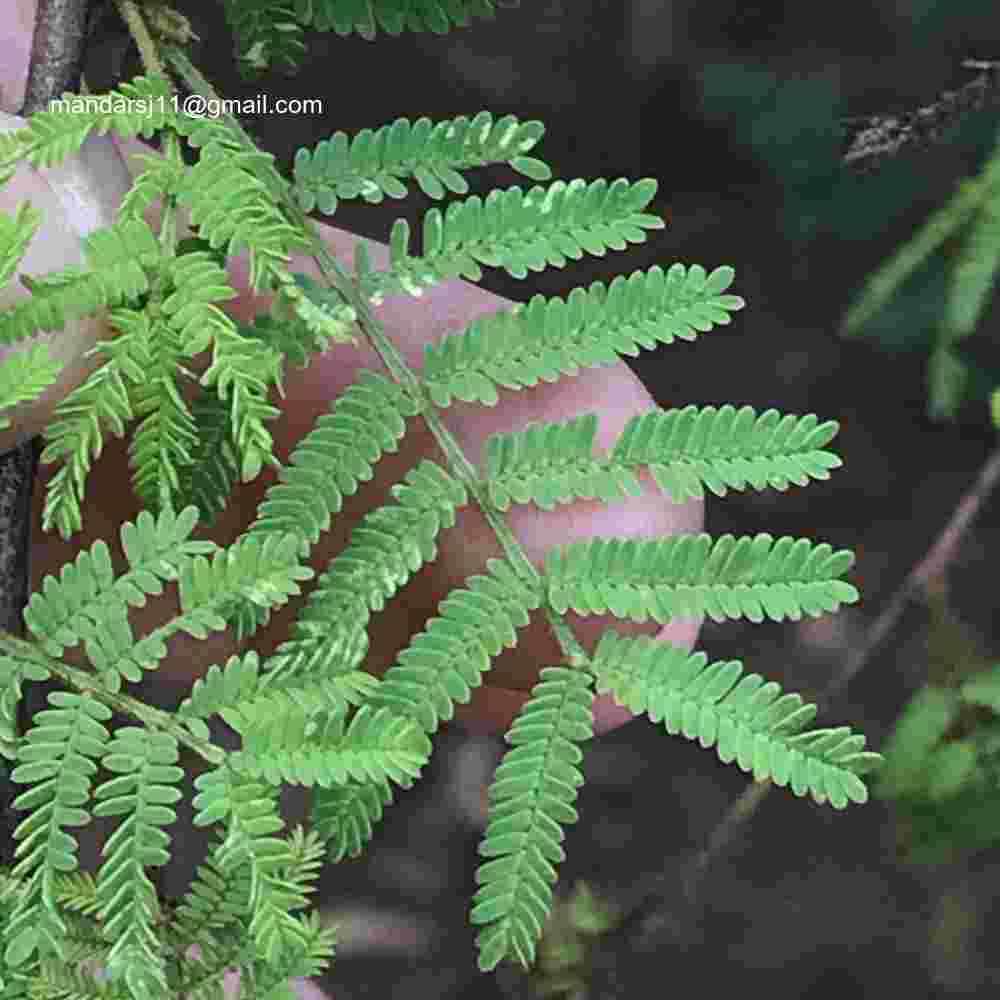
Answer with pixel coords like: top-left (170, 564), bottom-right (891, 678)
top-left (93, 1), bottom-right (1000, 996)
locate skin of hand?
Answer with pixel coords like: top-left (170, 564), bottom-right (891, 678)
top-left (2, 1), bottom-right (703, 991)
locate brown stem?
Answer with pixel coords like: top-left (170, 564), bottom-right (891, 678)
top-left (114, 0), bottom-right (166, 78)
top-left (2, 0), bottom-right (92, 813)
top-left (842, 59), bottom-right (1000, 173)
top-left (21, 0), bottom-right (90, 116)
top-left (2, 0), bottom-right (92, 639)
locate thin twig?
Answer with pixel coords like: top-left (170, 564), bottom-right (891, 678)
top-left (0, 0), bottom-right (92, 869)
top-left (0, 439), bottom-right (41, 638)
top-left (114, 0), bottom-right (166, 78)
top-left (1, 0), bottom-right (92, 636)
top-left (611, 443), bottom-right (1000, 956)
top-left (842, 59), bottom-right (1000, 173)
top-left (1, 0), bottom-right (91, 626)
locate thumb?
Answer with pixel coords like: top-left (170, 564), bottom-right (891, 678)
top-left (0, 0), bottom-right (38, 114)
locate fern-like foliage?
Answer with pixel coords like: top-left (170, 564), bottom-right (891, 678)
top-left (481, 405), bottom-right (840, 510)
top-left (0, 9), bottom-right (880, 992)
top-left (6, 690), bottom-right (113, 968)
top-left (545, 533), bottom-right (858, 625)
top-left (175, 140), bottom-right (310, 293)
top-left (366, 557), bottom-right (542, 732)
top-left (0, 75), bottom-right (176, 173)
top-left (223, 0), bottom-right (308, 78)
top-left (229, 702), bottom-right (431, 788)
top-left (259, 457), bottom-right (467, 689)
top-left (292, 112), bottom-right (552, 215)
top-left (0, 201), bottom-right (40, 288)
top-left (21, 507), bottom-right (216, 687)
top-left (92, 728), bottom-right (184, 996)
top-left (175, 384), bottom-right (243, 528)
top-left (0, 341), bottom-right (61, 434)
top-left (310, 555), bottom-right (541, 860)
top-left (590, 632), bottom-right (879, 808)
top-left (222, 368), bottom-right (423, 645)
top-left (422, 263), bottom-right (744, 406)
top-left (0, 217), bottom-right (160, 346)
top-left (471, 666), bottom-right (594, 971)
top-left (385, 177), bottom-right (665, 290)
top-left (224, 0), bottom-right (510, 76)
top-left (191, 768), bottom-right (312, 965)
top-left (295, 0), bottom-right (509, 40)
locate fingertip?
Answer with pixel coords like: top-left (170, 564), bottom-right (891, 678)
top-left (0, 0), bottom-right (35, 114)
top-left (591, 693), bottom-right (636, 736)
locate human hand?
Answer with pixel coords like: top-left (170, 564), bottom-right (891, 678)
top-left (4, 0), bottom-right (703, 738)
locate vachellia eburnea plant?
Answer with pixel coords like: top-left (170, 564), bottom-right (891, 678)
top-left (0, 1), bottom-right (881, 995)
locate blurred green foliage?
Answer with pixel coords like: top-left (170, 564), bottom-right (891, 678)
top-left (531, 882), bottom-right (621, 1000)
top-left (876, 580), bottom-right (1000, 865)
top-left (842, 120), bottom-right (1000, 423)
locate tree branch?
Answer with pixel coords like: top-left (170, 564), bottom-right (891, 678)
top-left (842, 59), bottom-right (1000, 173)
top-left (0, 439), bottom-right (41, 638)
top-left (21, 0), bottom-right (90, 116)
top-left (0, 0), bottom-right (91, 643)
top-left (0, 0), bottom-right (92, 871)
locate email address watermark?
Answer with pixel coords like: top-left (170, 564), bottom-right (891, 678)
top-left (48, 94), bottom-right (324, 119)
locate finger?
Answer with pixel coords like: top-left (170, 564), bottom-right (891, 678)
top-left (0, 114), bottom-right (136, 451)
top-left (29, 137), bottom-right (704, 737)
top-left (0, 0), bottom-right (36, 114)
top-left (29, 227), bottom-right (702, 724)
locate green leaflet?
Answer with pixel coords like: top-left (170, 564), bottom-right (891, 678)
top-left (545, 533), bottom-right (858, 625)
top-left (0, 201), bottom-right (41, 288)
top-left (7, 691), bottom-right (113, 969)
top-left (480, 405), bottom-right (839, 510)
top-left (591, 633), bottom-right (879, 808)
top-left (1, 75), bottom-right (176, 171)
top-left (292, 0), bottom-right (505, 40)
top-left (366, 557), bottom-right (543, 733)
top-left (0, 342), bottom-right (62, 433)
top-left (224, 368), bottom-right (423, 643)
top-left (1, 217), bottom-right (161, 346)
top-left (472, 667), bottom-right (594, 971)
top-left (92, 728), bottom-right (185, 995)
top-left (292, 112), bottom-right (551, 215)
top-left (224, 0), bottom-right (510, 76)
top-left (421, 264), bottom-right (744, 406)
top-left (387, 177), bottom-right (665, 286)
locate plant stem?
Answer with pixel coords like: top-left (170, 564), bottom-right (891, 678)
top-left (0, 630), bottom-right (226, 766)
top-left (3, 0), bottom-right (92, 816)
top-left (21, 0), bottom-right (89, 115)
top-left (842, 59), bottom-right (1000, 173)
top-left (163, 45), bottom-right (595, 670)
top-left (114, 0), bottom-right (166, 79)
